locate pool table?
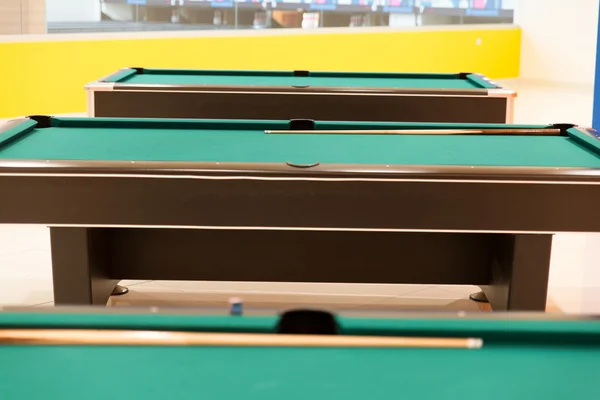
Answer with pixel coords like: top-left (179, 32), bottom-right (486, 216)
top-left (85, 68), bottom-right (516, 123)
top-left (1, 307), bottom-right (600, 399)
top-left (1, 116), bottom-right (600, 309)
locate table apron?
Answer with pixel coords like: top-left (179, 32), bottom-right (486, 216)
top-left (90, 90), bottom-right (511, 123)
top-left (0, 175), bottom-right (597, 232)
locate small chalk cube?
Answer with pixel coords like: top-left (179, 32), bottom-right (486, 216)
top-left (229, 298), bottom-right (243, 316)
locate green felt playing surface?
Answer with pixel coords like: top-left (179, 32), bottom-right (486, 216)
top-left (1, 312), bottom-right (600, 400)
top-left (2, 118), bottom-right (600, 168)
top-left (106, 69), bottom-right (494, 89)
top-left (3, 344), bottom-right (597, 400)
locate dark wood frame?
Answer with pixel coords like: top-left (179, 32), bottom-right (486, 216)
top-left (86, 68), bottom-right (516, 123)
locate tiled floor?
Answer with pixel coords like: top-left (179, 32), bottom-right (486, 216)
top-left (1, 78), bottom-right (599, 313)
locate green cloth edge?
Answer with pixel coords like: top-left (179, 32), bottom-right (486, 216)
top-left (109, 68), bottom-right (498, 88)
top-left (2, 312), bottom-right (600, 338)
top-left (465, 73), bottom-right (497, 89)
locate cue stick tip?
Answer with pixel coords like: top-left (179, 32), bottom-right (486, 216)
top-left (467, 338), bottom-right (483, 349)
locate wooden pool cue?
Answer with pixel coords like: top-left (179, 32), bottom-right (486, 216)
top-left (0, 329), bottom-right (483, 349)
top-left (264, 128), bottom-right (562, 136)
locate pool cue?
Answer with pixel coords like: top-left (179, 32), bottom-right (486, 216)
top-left (0, 329), bottom-right (483, 349)
top-left (264, 128), bottom-right (562, 136)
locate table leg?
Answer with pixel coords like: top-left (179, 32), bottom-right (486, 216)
top-left (479, 234), bottom-right (552, 311)
top-left (50, 227), bottom-right (123, 305)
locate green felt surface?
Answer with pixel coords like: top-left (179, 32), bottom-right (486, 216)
top-left (2, 118), bottom-right (600, 168)
top-left (110, 69), bottom-right (493, 89)
top-left (1, 312), bottom-right (600, 399)
top-left (3, 345), bottom-right (598, 399)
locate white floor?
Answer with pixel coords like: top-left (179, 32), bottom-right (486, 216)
top-left (1, 78), bottom-right (599, 313)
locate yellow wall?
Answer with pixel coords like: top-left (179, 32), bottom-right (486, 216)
top-left (0, 26), bottom-right (521, 118)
